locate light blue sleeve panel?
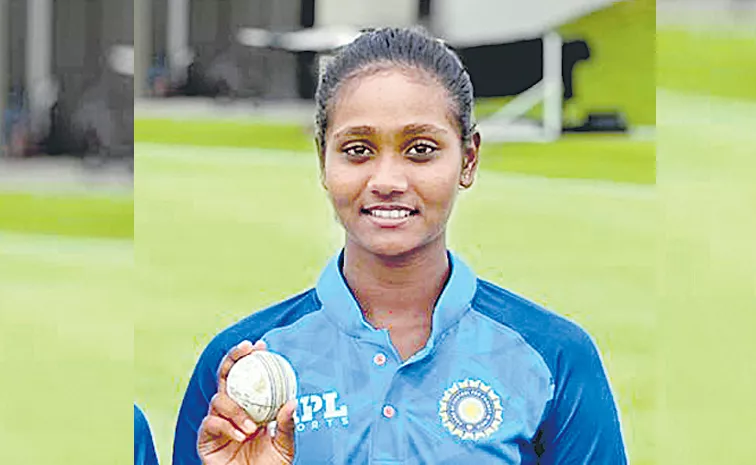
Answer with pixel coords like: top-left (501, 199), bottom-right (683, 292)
top-left (473, 280), bottom-right (628, 464)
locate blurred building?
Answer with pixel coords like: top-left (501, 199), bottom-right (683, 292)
top-left (139, 0), bottom-right (303, 100)
top-left (1, 0), bottom-right (133, 160)
top-left (137, 0), bottom-right (437, 101)
top-left (136, 0), bottom-right (626, 142)
top-left (137, 0), bottom-right (609, 100)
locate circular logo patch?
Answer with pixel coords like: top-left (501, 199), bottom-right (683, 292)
top-left (439, 379), bottom-right (503, 440)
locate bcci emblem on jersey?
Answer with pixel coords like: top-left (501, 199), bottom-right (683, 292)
top-left (439, 379), bottom-right (503, 440)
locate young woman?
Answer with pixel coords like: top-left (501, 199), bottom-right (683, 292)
top-left (173, 27), bottom-right (627, 464)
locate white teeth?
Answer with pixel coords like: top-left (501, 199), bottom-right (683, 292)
top-left (370, 209), bottom-right (411, 219)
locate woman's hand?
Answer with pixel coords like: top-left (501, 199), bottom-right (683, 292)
top-left (198, 340), bottom-right (297, 465)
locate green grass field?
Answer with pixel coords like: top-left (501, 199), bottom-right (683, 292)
top-left (655, 89), bottom-right (756, 465)
top-left (655, 18), bottom-right (756, 464)
top-left (0, 191), bottom-right (133, 239)
top-left (657, 28), bottom-right (756, 101)
top-left (0, 162), bottom-right (133, 464)
top-left (0, 232), bottom-right (133, 464)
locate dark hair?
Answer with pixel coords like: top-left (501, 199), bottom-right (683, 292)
top-left (314, 27), bottom-right (476, 157)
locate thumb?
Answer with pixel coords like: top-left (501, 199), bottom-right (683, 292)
top-left (272, 399), bottom-right (297, 460)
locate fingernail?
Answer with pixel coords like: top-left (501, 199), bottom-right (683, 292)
top-left (237, 340), bottom-right (252, 350)
top-left (234, 430), bottom-right (246, 442)
top-left (243, 419), bottom-right (257, 434)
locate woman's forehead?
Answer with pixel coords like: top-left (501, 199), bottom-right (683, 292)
top-left (336, 66), bottom-right (448, 102)
top-left (327, 68), bottom-right (458, 137)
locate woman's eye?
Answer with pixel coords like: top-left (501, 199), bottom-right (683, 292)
top-left (407, 143), bottom-right (438, 158)
top-left (343, 145), bottom-right (372, 159)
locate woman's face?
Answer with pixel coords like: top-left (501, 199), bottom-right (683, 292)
top-left (321, 67), bottom-right (479, 258)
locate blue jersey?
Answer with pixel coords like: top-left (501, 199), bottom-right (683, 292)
top-left (173, 252), bottom-right (627, 464)
top-left (135, 404), bottom-right (160, 465)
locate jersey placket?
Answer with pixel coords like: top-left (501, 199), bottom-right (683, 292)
top-left (368, 329), bottom-right (409, 464)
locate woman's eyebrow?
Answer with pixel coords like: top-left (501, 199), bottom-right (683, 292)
top-left (332, 124), bottom-right (448, 139)
top-left (401, 124), bottom-right (448, 136)
top-left (333, 126), bottom-right (375, 139)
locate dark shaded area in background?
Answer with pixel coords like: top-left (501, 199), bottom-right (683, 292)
top-left (300, 0), bottom-right (315, 28)
top-left (459, 39), bottom-right (590, 100)
top-left (294, 38), bottom-right (591, 101)
top-left (2, 0), bottom-right (133, 163)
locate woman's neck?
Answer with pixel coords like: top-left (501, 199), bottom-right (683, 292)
top-left (342, 240), bottom-right (450, 331)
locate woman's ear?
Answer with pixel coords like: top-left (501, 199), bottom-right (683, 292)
top-left (460, 131), bottom-right (481, 189)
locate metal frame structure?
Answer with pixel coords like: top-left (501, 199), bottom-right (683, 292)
top-left (476, 31), bottom-right (564, 143)
top-left (25, 0), bottom-right (52, 137)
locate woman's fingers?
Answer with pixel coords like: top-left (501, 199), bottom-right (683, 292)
top-left (199, 413), bottom-right (248, 444)
top-left (209, 393), bottom-right (259, 436)
top-left (216, 339), bottom-right (267, 392)
top-left (272, 400), bottom-right (298, 460)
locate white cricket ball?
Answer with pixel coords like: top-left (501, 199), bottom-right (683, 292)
top-left (226, 351), bottom-right (298, 424)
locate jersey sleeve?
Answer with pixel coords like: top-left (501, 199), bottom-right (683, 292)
top-left (534, 332), bottom-right (628, 464)
top-left (134, 404), bottom-right (160, 465)
top-left (172, 342), bottom-right (227, 465)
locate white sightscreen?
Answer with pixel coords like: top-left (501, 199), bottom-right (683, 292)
top-left (432, 0), bottom-right (621, 46)
top-left (315, 0), bottom-right (417, 29)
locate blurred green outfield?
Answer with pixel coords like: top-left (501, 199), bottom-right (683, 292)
top-left (0, 233), bottom-right (133, 464)
top-left (655, 90), bottom-right (756, 465)
top-left (656, 17), bottom-right (756, 465)
top-left (0, 186), bottom-right (133, 464)
top-left (0, 191), bottom-right (133, 239)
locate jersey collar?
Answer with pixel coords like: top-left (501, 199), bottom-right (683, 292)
top-left (315, 250), bottom-right (477, 349)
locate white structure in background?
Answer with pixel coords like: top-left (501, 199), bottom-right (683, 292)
top-left (167, 0), bottom-right (192, 83)
top-left (238, 0), bottom-right (416, 79)
top-left (25, 0), bottom-right (53, 139)
top-left (238, 27), bottom-right (362, 53)
top-left (109, 45), bottom-right (135, 76)
top-left (432, 0), bottom-right (621, 142)
top-left (314, 0), bottom-right (417, 28)
top-left (433, 0), bottom-right (621, 46)
top-left (4, 0), bottom-right (133, 157)
top-left (473, 31), bottom-right (565, 143)
top-left (237, 26), bottom-right (362, 80)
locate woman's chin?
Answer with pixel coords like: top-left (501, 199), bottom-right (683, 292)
top-left (349, 237), bottom-right (437, 261)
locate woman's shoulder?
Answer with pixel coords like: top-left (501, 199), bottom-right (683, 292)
top-left (471, 279), bottom-right (601, 367)
top-left (201, 288), bottom-right (322, 359)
